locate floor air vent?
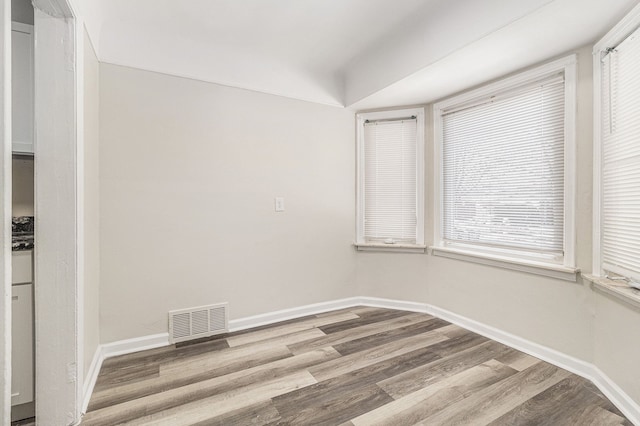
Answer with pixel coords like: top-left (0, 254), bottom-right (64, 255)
top-left (169, 302), bottom-right (228, 344)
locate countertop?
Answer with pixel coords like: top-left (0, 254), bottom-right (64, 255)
top-left (12, 233), bottom-right (34, 251)
top-left (12, 216), bottom-right (34, 252)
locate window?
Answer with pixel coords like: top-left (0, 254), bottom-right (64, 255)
top-left (356, 109), bottom-right (425, 251)
top-left (595, 24), bottom-right (640, 288)
top-left (433, 57), bottom-right (577, 279)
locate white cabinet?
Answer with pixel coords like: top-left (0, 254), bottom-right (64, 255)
top-left (12, 250), bottom-right (32, 284)
top-left (11, 283), bottom-right (34, 406)
top-left (11, 250), bottom-right (34, 407)
top-left (12, 22), bottom-right (34, 155)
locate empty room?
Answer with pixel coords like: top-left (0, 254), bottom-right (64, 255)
top-left (2, 0), bottom-right (640, 424)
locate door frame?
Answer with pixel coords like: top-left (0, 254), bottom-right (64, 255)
top-left (0, 0), bottom-right (84, 423)
top-left (1, 0), bottom-right (12, 423)
top-left (32, 0), bottom-right (84, 423)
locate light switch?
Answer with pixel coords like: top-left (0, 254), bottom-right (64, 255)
top-left (275, 197), bottom-right (285, 212)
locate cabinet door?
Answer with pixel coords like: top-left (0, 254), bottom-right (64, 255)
top-left (12, 251), bottom-right (33, 285)
top-left (11, 23), bottom-right (34, 154)
top-left (11, 284), bottom-right (34, 406)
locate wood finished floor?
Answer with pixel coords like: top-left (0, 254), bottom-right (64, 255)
top-left (82, 307), bottom-right (631, 426)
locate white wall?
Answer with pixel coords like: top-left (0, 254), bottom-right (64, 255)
top-left (83, 28), bottom-right (100, 380)
top-left (594, 293), bottom-right (640, 404)
top-left (355, 45), bottom-right (640, 408)
top-left (356, 46), bottom-right (596, 362)
top-left (94, 42), bottom-right (640, 412)
top-left (98, 64), bottom-right (357, 342)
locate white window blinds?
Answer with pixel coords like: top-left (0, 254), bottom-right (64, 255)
top-left (363, 118), bottom-right (418, 243)
top-left (441, 75), bottom-right (565, 254)
top-left (601, 28), bottom-right (640, 282)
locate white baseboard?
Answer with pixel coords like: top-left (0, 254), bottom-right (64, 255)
top-left (81, 346), bottom-right (103, 414)
top-left (359, 296), bottom-right (593, 377)
top-left (591, 366), bottom-right (640, 426)
top-left (81, 296), bottom-right (640, 424)
top-left (358, 296), bottom-right (640, 426)
top-left (228, 297), bottom-right (362, 332)
top-left (425, 301), bottom-right (595, 378)
top-left (101, 332), bottom-right (170, 359)
top-left (80, 333), bottom-right (170, 414)
top-left (93, 297), bottom-right (363, 364)
top-left (79, 298), bottom-right (362, 414)
top-left (358, 296), bottom-right (430, 314)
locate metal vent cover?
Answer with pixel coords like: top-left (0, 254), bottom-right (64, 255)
top-left (169, 302), bottom-right (228, 344)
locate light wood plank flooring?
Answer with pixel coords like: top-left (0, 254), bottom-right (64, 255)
top-left (82, 307), bottom-right (631, 425)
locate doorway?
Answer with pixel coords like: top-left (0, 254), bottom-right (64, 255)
top-left (2, 0), bottom-right (82, 424)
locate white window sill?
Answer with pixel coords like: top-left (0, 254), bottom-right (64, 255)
top-left (354, 242), bottom-right (426, 253)
top-left (582, 274), bottom-right (640, 311)
top-left (430, 246), bottom-right (579, 281)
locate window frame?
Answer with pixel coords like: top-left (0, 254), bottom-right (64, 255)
top-left (355, 108), bottom-right (425, 252)
top-left (593, 6), bottom-right (640, 283)
top-left (432, 56), bottom-right (577, 279)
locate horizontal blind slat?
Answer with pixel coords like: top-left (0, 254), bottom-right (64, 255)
top-left (364, 119), bottom-right (418, 242)
top-left (442, 77), bottom-right (565, 253)
top-left (601, 29), bottom-right (640, 280)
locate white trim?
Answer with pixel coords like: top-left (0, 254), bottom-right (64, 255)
top-left (417, 110), bottom-right (425, 246)
top-left (419, 301), bottom-right (640, 426)
top-left (101, 333), bottom-right (170, 360)
top-left (593, 2), bottom-right (640, 54)
top-left (434, 55), bottom-right (577, 111)
top-left (422, 301), bottom-right (594, 375)
top-left (80, 297), bottom-right (365, 412)
top-left (431, 246), bottom-right (579, 282)
top-left (358, 297), bottom-right (429, 313)
top-left (563, 59), bottom-right (577, 268)
top-left (81, 296), bottom-right (640, 425)
top-left (433, 55), bottom-right (577, 272)
top-left (81, 346), bottom-right (103, 414)
top-left (1, 0), bottom-right (11, 422)
top-left (355, 108), bottom-right (425, 246)
top-left (94, 297), bottom-right (365, 359)
top-left (76, 18), bottom-right (86, 422)
top-left (80, 332), bottom-right (172, 415)
top-left (433, 100), bottom-right (443, 250)
top-left (32, 3), bottom-right (82, 423)
top-left (593, 44), bottom-right (603, 278)
top-left (591, 365), bottom-right (640, 426)
top-left (583, 274), bottom-right (640, 311)
top-left (356, 113), bottom-right (365, 243)
top-left (32, 0), bottom-right (73, 18)
top-left (96, 297), bottom-right (365, 362)
top-left (356, 296), bottom-right (639, 425)
top-left (592, 3), bottom-right (640, 281)
top-left (354, 242), bottom-right (426, 254)
top-left (228, 297), bottom-right (362, 332)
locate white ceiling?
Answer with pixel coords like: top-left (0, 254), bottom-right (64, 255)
top-left (78, 0), bottom-right (639, 109)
